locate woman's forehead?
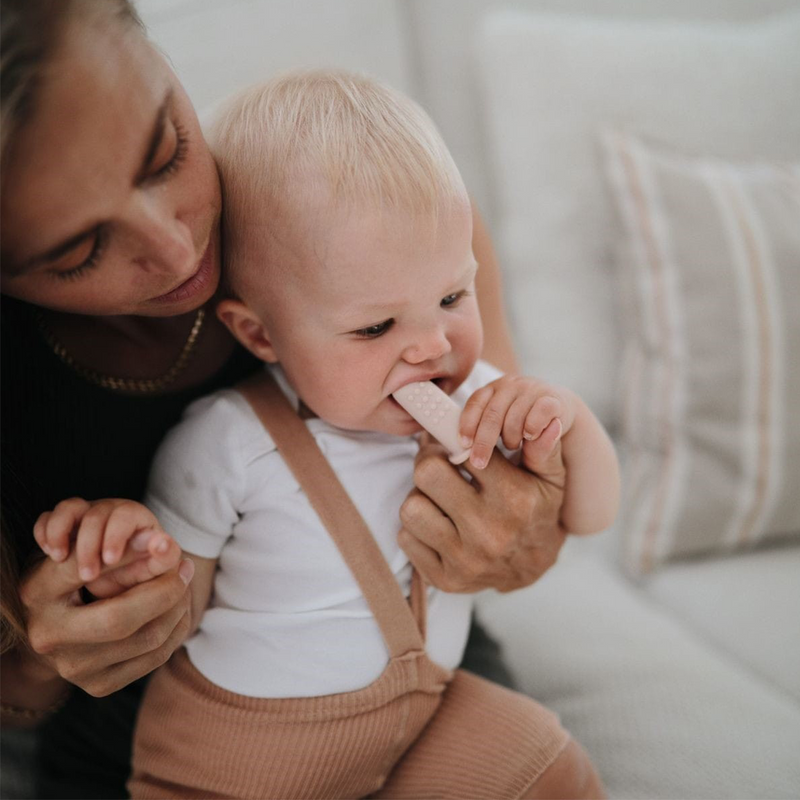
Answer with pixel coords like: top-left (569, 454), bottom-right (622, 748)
top-left (1, 19), bottom-right (170, 264)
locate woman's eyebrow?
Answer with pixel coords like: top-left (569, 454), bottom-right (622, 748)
top-left (135, 87), bottom-right (175, 183)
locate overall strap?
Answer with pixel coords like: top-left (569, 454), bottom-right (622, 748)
top-left (237, 370), bottom-right (426, 659)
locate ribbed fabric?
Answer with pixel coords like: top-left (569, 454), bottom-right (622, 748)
top-left (129, 647), bottom-right (449, 799)
top-left (373, 669), bottom-right (569, 799)
top-left (128, 370), bottom-right (569, 799)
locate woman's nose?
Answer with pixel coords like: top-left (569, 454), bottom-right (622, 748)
top-left (402, 325), bottom-right (452, 364)
top-left (128, 196), bottom-right (196, 275)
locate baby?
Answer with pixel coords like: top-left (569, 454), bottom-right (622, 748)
top-left (38, 70), bottom-right (617, 799)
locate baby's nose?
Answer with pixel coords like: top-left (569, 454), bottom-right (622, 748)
top-left (402, 327), bottom-right (452, 364)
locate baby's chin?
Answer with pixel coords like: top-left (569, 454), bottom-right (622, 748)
top-left (323, 404), bottom-right (423, 439)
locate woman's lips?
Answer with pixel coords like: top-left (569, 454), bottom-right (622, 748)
top-left (151, 239), bottom-right (215, 305)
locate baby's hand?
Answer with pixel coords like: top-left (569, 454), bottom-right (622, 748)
top-left (33, 498), bottom-right (180, 598)
top-left (459, 375), bottom-right (575, 472)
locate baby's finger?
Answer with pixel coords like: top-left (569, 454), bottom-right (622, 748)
top-left (458, 385), bottom-right (495, 449)
top-left (101, 503), bottom-right (159, 566)
top-left (75, 505), bottom-right (114, 583)
top-left (88, 538), bottom-right (181, 596)
top-left (41, 498), bottom-right (91, 562)
top-left (501, 395), bottom-right (534, 450)
top-left (126, 536), bottom-right (182, 586)
top-left (470, 388), bottom-right (517, 469)
top-left (145, 532), bottom-right (182, 574)
top-left (522, 396), bottom-right (562, 441)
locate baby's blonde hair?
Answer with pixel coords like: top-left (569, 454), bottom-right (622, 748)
top-left (209, 69), bottom-right (468, 286)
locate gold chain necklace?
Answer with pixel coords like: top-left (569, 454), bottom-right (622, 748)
top-left (36, 307), bottom-right (206, 394)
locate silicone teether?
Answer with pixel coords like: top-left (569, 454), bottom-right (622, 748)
top-left (392, 381), bottom-right (472, 464)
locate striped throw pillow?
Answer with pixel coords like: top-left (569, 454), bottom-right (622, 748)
top-left (603, 132), bottom-right (800, 575)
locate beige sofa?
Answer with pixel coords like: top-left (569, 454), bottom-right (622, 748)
top-left (135, 2), bottom-right (800, 797)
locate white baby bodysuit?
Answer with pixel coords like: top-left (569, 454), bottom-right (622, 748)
top-left (145, 360), bottom-right (502, 698)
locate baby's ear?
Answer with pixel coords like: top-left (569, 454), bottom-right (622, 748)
top-left (216, 299), bottom-right (278, 363)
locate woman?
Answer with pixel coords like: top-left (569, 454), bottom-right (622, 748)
top-left (0, 1), bottom-right (583, 798)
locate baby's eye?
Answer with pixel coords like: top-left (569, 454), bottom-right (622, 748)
top-left (441, 292), bottom-right (464, 307)
top-left (353, 319), bottom-right (394, 339)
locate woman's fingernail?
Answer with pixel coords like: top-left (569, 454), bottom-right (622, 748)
top-left (79, 566), bottom-right (95, 582)
top-left (460, 435), bottom-right (473, 448)
top-left (51, 547), bottom-right (65, 561)
top-left (523, 431), bottom-right (536, 441)
top-left (472, 455), bottom-right (487, 469)
top-left (179, 559), bottom-right (195, 585)
top-left (553, 419), bottom-right (563, 442)
top-left (103, 549), bottom-right (116, 565)
top-left (130, 530), bottom-right (153, 551)
top-left (155, 535), bottom-right (170, 554)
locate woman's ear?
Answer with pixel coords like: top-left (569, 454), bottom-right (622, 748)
top-left (216, 299), bottom-right (278, 363)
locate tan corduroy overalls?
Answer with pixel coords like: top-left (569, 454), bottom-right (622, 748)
top-left (129, 372), bottom-right (569, 799)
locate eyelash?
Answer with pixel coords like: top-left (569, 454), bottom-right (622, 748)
top-left (354, 320), bottom-right (395, 339)
top-left (52, 123), bottom-right (190, 282)
top-left (155, 123), bottom-right (189, 179)
top-left (353, 290), bottom-right (471, 339)
top-left (53, 230), bottom-right (107, 282)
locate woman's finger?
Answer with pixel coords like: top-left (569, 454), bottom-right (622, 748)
top-left (397, 528), bottom-right (444, 587)
top-left (75, 607), bottom-right (192, 698)
top-left (33, 512), bottom-right (52, 557)
top-left (522, 419), bottom-right (565, 485)
top-left (58, 563), bottom-right (194, 647)
top-left (399, 488), bottom-right (459, 548)
top-left (410, 442), bottom-right (474, 514)
top-left (19, 550), bottom-right (85, 607)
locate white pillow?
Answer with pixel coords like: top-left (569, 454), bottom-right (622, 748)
top-left (603, 131), bottom-right (800, 573)
top-left (477, 10), bottom-right (800, 431)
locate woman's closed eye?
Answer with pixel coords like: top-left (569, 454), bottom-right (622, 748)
top-left (50, 229), bottom-right (107, 282)
top-left (352, 319), bottom-right (394, 339)
top-left (49, 121), bottom-right (190, 282)
top-left (150, 121), bottom-right (189, 181)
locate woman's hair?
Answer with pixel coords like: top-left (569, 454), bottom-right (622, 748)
top-left (0, 0), bottom-right (143, 649)
top-left (1, 518), bottom-right (26, 654)
top-left (0, 0), bottom-right (143, 171)
top-left (209, 69), bottom-right (469, 278)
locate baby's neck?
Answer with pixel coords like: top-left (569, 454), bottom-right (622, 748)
top-left (297, 399), bottom-right (318, 421)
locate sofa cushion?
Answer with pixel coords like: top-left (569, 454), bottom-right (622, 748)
top-left (476, 10), bottom-right (800, 432)
top-left (603, 132), bottom-right (800, 572)
top-left (643, 543), bottom-right (800, 704)
top-left (476, 539), bottom-right (800, 799)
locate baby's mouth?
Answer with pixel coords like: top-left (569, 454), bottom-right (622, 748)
top-left (430, 377), bottom-right (449, 394)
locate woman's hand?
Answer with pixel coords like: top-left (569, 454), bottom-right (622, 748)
top-left (398, 434), bottom-right (567, 593)
top-left (18, 543), bottom-right (194, 697)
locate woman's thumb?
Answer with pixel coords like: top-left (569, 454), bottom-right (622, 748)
top-left (523, 418), bottom-right (566, 486)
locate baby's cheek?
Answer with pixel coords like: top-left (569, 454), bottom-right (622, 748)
top-left (303, 383), bottom-right (370, 429)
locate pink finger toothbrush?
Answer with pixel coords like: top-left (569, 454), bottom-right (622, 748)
top-left (392, 381), bottom-right (472, 464)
